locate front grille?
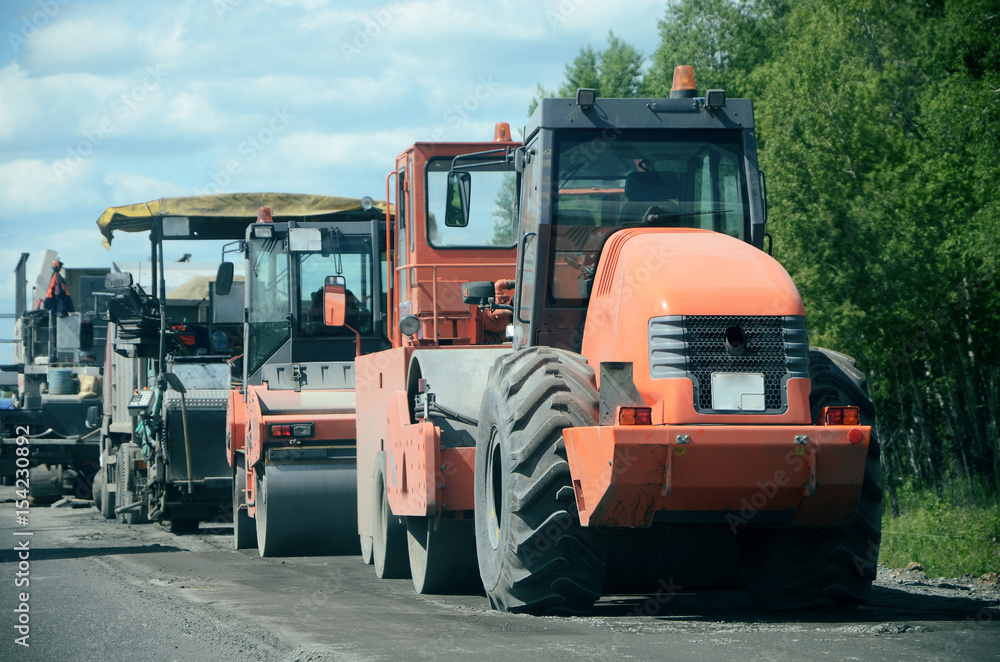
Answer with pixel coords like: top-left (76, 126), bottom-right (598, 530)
top-left (649, 315), bottom-right (808, 413)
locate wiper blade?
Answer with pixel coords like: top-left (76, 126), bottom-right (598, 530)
top-left (647, 209), bottom-right (732, 222)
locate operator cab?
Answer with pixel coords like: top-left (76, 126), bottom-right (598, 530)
top-left (449, 69), bottom-right (766, 352)
top-left (237, 205), bottom-right (389, 386)
top-left (386, 128), bottom-right (520, 348)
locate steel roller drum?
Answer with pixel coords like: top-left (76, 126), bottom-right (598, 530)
top-left (256, 462), bottom-right (360, 557)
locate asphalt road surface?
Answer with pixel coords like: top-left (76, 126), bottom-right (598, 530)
top-left (1, 482), bottom-right (998, 662)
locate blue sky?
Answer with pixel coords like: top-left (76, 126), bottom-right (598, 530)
top-left (0, 0), bottom-right (666, 358)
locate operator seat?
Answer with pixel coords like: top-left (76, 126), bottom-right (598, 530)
top-left (618, 171), bottom-right (681, 225)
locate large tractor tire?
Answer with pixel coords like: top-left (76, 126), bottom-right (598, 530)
top-left (474, 347), bottom-right (607, 614)
top-left (738, 347), bottom-right (883, 610)
top-left (406, 515), bottom-right (480, 594)
top-left (116, 444), bottom-right (148, 525)
top-left (372, 451), bottom-right (410, 579)
top-left (233, 453), bottom-right (257, 550)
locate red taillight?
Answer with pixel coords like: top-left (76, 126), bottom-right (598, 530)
top-left (269, 423), bottom-right (314, 438)
top-left (619, 407), bottom-right (652, 426)
top-left (824, 406), bottom-right (860, 426)
top-left (848, 428), bottom-right (864, 444)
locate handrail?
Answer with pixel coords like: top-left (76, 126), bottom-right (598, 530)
top-left (385, 169), bottom-right (397, 346)
top-left (393, 262), bottom-right (515, 343)
top-left (393, 261), bottom-right (513, 273)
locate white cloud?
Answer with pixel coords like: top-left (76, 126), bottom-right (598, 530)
top-left (0, 158), bottom-right (101, 215)
top-left (0, 0), bottom-right (669, 345)
top-left (20, 7), bottom-right (188, 75)
top-left (102, 172), bottom-right (188, 206)
top-left (540, 0), bottom-right (664, 44)
top-left (273, 128), bottom-right (416, 172)
top-left (164, 91), bottom-right (229, 134)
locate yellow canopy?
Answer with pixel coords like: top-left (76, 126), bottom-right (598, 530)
top-left (166, 274), bottom-right (246, 303)
top-left (97, 193), bottom-right (389, 248)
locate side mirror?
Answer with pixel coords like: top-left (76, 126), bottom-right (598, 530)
top-left (444, 171), bottom-right (471, 228)
top-left (324, 275), bottom-right (347, 327)
top-left (104, 272), bottom-right (133, 290)
top-left (215, 262), bottom-right (234, 296)
top-left (462, 281), bottom-right (495, 306)
top-left (85, 405), bottom-right (100, 429)
top-left (513, 146), bottom-right (526, 173)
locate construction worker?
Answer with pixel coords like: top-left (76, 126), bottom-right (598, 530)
top-left (42, 259), bottom-right (74, 317)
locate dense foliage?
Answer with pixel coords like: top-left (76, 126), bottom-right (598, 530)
top-left (540, 0), bottom-right (1000, 511)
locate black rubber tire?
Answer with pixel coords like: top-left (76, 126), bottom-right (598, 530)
top-left (73, 465), bottom-right (97, 500)
top-left (360, 535), bottom-right (374, 564)
top-left (233, 453), bottom-right (257, 550)
top-left (372, 451), bottom-right (410, 579)
top-left (169, 518), bottom-right (199, 535)
top-left (474, 347), bottom-right (607, 614)
top-left (738, 347), bottom-right (883, 610)
top-left (406, 516), bottom-right (481, 594)
top-left (116, 444), bottom-right (148, 525)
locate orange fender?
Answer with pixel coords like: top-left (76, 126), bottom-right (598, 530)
top-left (226, 388), bottom-right (246, 467)
top-left (383, 391), bottom-right (476, 517)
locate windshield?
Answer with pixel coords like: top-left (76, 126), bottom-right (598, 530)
top-left (550, 129), bottom-right (749, 305)
top-left (426, 157), bottom-right (516, 248)
top-left (298, 234), bottom-right (376, 337)
top-left (247, 238), bottom-right (290, 376)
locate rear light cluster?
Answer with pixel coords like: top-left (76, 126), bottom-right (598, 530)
top-left (618, 407), bottom-right (652, 426)
top-left (822, 406), bottom-right (865, 445)
top-left (270, 422), bottom-right (315, 438)
top-left (823, 406), bottom-right (860, 426)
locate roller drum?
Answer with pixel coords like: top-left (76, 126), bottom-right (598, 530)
top-left (256, 461), bottom-right (360, 557)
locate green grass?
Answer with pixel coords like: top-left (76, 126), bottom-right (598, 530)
top-left (880, 484), bottom-right (1000, 578)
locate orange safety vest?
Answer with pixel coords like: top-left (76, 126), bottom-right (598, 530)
top-left (43, 271), bottom-right (74, 315)
top-left (46, 272), bottom-right (69, 299)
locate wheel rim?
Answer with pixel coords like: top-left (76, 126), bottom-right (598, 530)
top-left (486, 428), bottom-right (502, 551)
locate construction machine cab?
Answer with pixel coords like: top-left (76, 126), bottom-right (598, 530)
top-left (240, 208), bottom-right (388, 384)
top-left (446, 85), bottom-right (767, 353)
top-left (385, 128), bottom-right (520, 347)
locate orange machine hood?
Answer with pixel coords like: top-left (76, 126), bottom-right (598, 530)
top-left (581, 228), bottom-right (806, 413)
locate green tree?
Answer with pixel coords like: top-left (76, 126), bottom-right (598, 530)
top-left (527, 32), bottom-right (644, 115)
top-left (646, 0), bottom-right (788, 95)
top-left (559, 45), bottom-right (601, 96)
top-left (594, 32), bottom-right (644, 98)
top-left (755, 0), bottom-right (1000, 499)
top-left (491, 172), bottom-right (517, 246)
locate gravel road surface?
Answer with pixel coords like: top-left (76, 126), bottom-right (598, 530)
top-left (1, 480), bottom-right (997, 661)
